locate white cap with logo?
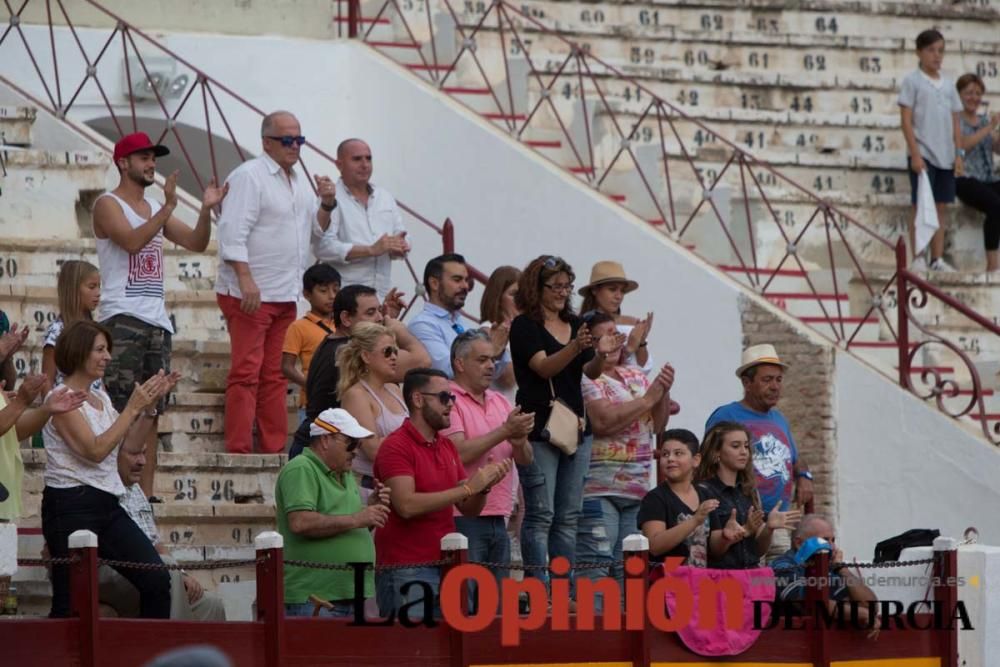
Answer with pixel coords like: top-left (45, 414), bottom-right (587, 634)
top-left (310, 408), bottom-right (375, 439)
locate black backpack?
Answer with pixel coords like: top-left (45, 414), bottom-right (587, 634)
top-left (873, 529), bottom-right (940, 563)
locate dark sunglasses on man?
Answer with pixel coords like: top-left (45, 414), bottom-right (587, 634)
top-left (265, 135), bottom-right (306, 147)
top-left (419, 391), bottom-right (457, 405)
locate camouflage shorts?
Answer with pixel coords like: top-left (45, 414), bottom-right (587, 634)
top-left (101, 314), bottom-right (172, 414)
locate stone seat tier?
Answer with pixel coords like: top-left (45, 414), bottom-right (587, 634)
top-left (1, 285), bottom-right (230, 344)
top-left (0, 237), bottom-right (220, 293)
top-left (505, 0), bottom-right (1000, 42)
top-left (0, 105), bottom-right (36, 144)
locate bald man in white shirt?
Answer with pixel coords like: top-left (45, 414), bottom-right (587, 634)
top-left (215, 110), bottom-right (337, 454)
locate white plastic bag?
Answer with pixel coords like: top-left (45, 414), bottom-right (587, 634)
top-left (914, 169), bottom-right (939, 256)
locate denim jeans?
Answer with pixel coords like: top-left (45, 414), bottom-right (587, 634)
top-left (285, 600), bottom-right (354, 618)
top-left (575, 495), bottom-right (641, 614)
top-left (42, 485), bottom-right (171, 618)
top-left (516, 435), bottom-right (593, 587)
top-left (455, 515), bottom-right (509, 612)
top-left (375, 566), bottom-right (441, 621)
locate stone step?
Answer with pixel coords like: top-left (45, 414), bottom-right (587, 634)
top-left (508, 0), bottom-right (1000, 43)
top-left (159, 392), bottom-right (300, 454)
top-left (468, 25), bottom-right (1000, 83)
top-left (1, 284), bottom-right (230, 342)
top-left (0, 237), bottom-right (220, 293)
top-left (0, 105), bottom-right (36, 145)
top-left (0, 148), bottom-right (112, 241)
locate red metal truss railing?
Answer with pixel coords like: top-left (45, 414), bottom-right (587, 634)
top-left (0, 0), bottom-right (486, 321)
top-left (895, 241), bottom-right (1000, 444)
top-left (336, 0), bottom-right (1000, 442)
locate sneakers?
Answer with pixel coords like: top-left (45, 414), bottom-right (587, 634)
top-left (929, 257), bottom-right (957, 272)
top-left (910, 256), bottom-right (928, 271)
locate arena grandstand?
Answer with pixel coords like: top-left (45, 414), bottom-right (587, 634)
top-left (1, 0), bottom-right (999, 664)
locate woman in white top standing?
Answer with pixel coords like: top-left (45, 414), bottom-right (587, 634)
top-left (338, 322), bottom-right (409, 498)
top-left (42, 320), bottom-right (177, 618)
top-left (578, 261), bottom-right (654, 372)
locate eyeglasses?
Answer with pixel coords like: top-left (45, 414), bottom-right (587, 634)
top-left (543, 282), bottom-right (574, 294)
top-left (264, 135), bottom-right (306, 147)
top-left (420, 391), bottom-right (457, 404)
top-left (382, 345), bottom-right (399, 358)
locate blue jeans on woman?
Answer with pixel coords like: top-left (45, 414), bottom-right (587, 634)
top-left (516, 435), bottom-right (593, 589)
top-left (42, 485), bottom-right (171, 618)
top-left (575, 495), bottom-right (641, 614)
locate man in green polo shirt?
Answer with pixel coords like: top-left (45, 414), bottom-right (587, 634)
top-left (276, 407), bottom-right (390, 617)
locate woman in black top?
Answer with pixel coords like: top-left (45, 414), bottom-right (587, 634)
top-left (509, 255), bottom-right (622, 584)
top-left (638, 429), bottom-right (718, 567)
top-left (695, 422), bottom-right (800, 569)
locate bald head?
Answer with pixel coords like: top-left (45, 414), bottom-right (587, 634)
top-left (792, 514), bottom-right (834, 549)
top-left (335, 138), bottom-right (373, 189)
top-left (261, 110), bottom-right (297, 137)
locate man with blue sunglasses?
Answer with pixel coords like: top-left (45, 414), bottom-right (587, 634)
top-left (216, 110), bottom-right (338, 454)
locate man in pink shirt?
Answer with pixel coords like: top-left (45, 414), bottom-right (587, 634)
top-left (442, 331), bottom-right (534, 593)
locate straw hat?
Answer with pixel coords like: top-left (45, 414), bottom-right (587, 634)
top-left (578, 261), bottom-right (639, 296)
top-left (735, 344), bottom-right (789, 378)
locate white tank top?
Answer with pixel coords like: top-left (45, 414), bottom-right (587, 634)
top-left (43, 388), bottom-right (127, 498)
top-left (95, 192), bottom-right (174, 332)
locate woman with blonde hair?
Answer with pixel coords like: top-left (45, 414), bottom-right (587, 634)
top-left (42, 260), bottom-right (102, 387)
top-left (695, 422), bottom-right (799, 569)
top-left (338, 321), bottom-right (409, 495)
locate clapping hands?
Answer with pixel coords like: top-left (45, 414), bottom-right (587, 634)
top-left (0, 322), bottom-right (29, 362)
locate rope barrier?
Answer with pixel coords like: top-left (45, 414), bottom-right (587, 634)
top-left (17, 554), bottom-right (939, 573)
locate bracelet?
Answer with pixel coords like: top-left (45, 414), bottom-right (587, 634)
top-left (638, 342), bottom-right (648, 348)
top-left (320, 200), bottom-right (336, 212)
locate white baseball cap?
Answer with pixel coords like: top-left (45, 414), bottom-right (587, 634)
top-left (309, 408), bottom-right (374, 439)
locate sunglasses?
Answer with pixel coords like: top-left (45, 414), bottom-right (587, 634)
top-left (382, 345), bottom-right (399, 358)
top-left (543, 255), bottom-right (565, 269)
top-left (420, 391), bottom-right (456, 404)
top-left (581, 309), bottom-right (602, 324)
top-left (345, 437), bottom-right (360, 452)
top-left (265, 135), bottom-right (306, 147)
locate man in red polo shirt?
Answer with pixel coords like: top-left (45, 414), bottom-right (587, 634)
top-left (374, 368), bottom-right (511, 620)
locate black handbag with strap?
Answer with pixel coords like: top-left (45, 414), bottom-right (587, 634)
top-left (873, 528), bottom-right (940, 563)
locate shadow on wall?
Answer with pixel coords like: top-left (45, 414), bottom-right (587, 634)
top-left (85, 117), bottom-right (255, 196)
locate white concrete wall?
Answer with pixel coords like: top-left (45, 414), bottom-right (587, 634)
top-left (836, 354), bottom-right (1000, 560)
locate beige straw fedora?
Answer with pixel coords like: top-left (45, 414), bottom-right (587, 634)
top-left (578, 261), bottom-right (639, 296)
top-left (735, 344), bottom-right (789, 378)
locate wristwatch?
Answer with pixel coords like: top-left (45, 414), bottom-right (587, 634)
top-left (796, 470), bottom-right (813, 481)
top-left (320, 200), bottom-right (337, 212)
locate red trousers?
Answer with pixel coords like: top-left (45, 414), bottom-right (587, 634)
top-left (217, 294), bottom-right (296, 454)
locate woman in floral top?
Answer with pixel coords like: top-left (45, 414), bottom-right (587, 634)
top-left (575, 311), bottom-right (674, 606)
top-left (955, 73), bottom-right (1000, 273)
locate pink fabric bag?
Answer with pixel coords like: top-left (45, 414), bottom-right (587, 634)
top-left (661, 565), bottom-right (775, 656)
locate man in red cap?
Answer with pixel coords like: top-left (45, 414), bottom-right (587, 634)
top-left (93, 132), bottom-right (228, 496)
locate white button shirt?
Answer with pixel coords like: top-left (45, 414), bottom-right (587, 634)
top-left (314, 178), bottom-right (405, 298)
top-left (215, 153), bottom-right (323, 303)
